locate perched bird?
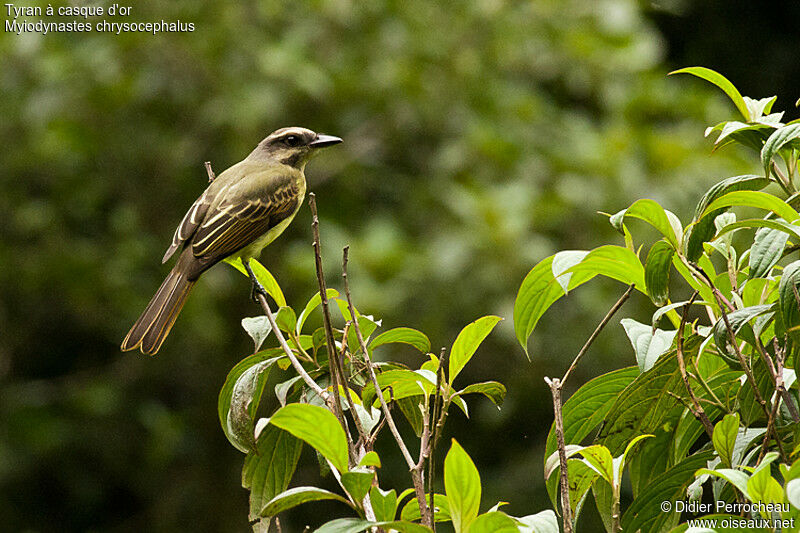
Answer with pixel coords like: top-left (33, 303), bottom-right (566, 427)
top-left (121, 127), bottom-right (342, 355)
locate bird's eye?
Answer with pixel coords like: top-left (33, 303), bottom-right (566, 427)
top-left (284, 135), bottom-right (301, 147)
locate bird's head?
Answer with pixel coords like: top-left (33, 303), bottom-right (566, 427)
top-left (249, 127), bottom-right (342, 169)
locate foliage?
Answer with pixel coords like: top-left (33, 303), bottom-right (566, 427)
top-left (515, 68), bottom-right (800, 531)
top-left (218, 251), bottom-right (564, 531)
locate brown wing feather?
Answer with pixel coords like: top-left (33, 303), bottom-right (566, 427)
top-left (162, 188), bottom-right (213, 263)
top-left (190, 178), bottom-right (300, 266)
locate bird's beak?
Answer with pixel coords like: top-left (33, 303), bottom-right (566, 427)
top-left (309, 134), bottom-right (343, 148)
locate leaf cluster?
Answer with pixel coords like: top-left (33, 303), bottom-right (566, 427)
top-left (516, 68), bottom-right (800, 532)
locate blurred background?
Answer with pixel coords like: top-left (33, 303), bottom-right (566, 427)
top-left (2, 0), bottom-right (799, 530)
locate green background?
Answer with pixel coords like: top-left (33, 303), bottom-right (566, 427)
top-left (2, 0), bottom-right (798, 530)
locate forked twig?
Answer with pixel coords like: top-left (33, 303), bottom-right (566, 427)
top-left (675, 292), bottom-right (715, 439)
top-left (546, 284), bottom-right (635, 533)
top-left (342, 246), bottom-right (432, 527)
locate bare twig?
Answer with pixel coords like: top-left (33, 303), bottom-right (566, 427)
top-left (427, 347), bottom-right (447, 532)
top-left (773, 339), bottom-right (800, 422)
top-left (339, 321), bottom-right (368, 444)
top-left (342, 246), bottom-right (432, 527)
top-left (545, 377), bottom-right (573, 533)
top-left (562, 284), bottom-right (635, 385)
top-left (755, 339), bottom-right (800, 423)
top-left (711, 289), bottom-right (771, 422)
top-left (308, 193), bottom-right (351, 453)
top-left (675, 292), bottom-right (715, 439)
top-left (246, 262), bottom-right (328, 402)
top-left (541, 284), bottom-right (636, 533)
top-left (757, 388), bottom-right (787, 464)
top-left (204, 161), bottom-right (215, 182)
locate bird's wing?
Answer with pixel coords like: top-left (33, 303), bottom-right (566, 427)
top-left (190, 172), bottom-right (301, 263)
top-left (162, 187), bottom-right (213, 263)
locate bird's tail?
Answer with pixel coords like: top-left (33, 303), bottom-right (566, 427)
top-left (121, 257), bottom-right (196, 355)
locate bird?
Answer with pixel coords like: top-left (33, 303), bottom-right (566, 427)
top-left (121, 127), bottom-right (342, 355)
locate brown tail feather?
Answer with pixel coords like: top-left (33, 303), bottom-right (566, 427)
top-left (121, 261), bottom-right (196, 355)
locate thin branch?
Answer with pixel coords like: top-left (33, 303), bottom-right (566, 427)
top-left (711, 289), bottom-right (771, 422)
top-left (427, 347), bottom-right (447, 532)
top-left (308, 193), bottom-right (351, 454)
top-left (755, 339), bottom-right (800, 423)
top-left (757, 389), bottom-right (787, 464)
top-left (562, 284), bottom-right (635, 385)
top-left (676, 292), bottom-right (715, 439)
top-left (339, 321), bottom-right (368, 444)
top-left (204, 161), bottom-right (216, 183)
top-left (246, 266), bottom-right (328, 402)
top-left (545, 377), bottom-right (573, 533)
top-left (342, 245), bottom-right (432, 527)
top-left (772, 338), bottom-right (800, 422)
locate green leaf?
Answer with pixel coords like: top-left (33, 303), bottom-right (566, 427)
top-left (218, 351), bottom-right (282, 453)
top-left (358, 451), bottom-right (381, 468)
top-left (620, 319), bottom-right (677, 372)
top-left (618, 199), bottom-right (681, 247)
top-left (341, 468), bottom-right (374, 505)
top-left (552, 250), bottom-right (589, 293)
top-left (615, 434), bottom-right (653, 484)
top-left (597, 354), bottom-right (685, 455)
top-left (702, 191), bottom-right (800, 223)
top-left (644, 240), bottom-right (674, 306)
top-left (712, 413), bottom-right (740, 468)
top-left (563, 245), bottom-right (646, 290)
top-left (712, 304), bottom-right (773, 359)
top-left (737, 357), bottom-right (774, 425)
top-left (396, 396), bottom-right (425, 436)
top-left (400, 493), bottom-right (451, 523)
top-left (686, 174), bottom-right (771, 261)
top-left (749, 226), bottom-right (791, 279)
top-left (514, 247), bottom-right (645, 355)
top-left (577, 445), bottom-right (614, 486)
top-left (226, 257), bottom-right (286, 307)
top-left (314, 518), bottom-right (432, 533)
top-left (716, 218), bottom-right (800, 243)
top-left (695, 468), bottom-right (751, 499)
top-left (747, 461), bottom-right (784, 507)
top-left (546, 457), bottom-right (600, 518)
top-left (761, 123), bottom-right (800, 176)
top-left (361, 369), bottom-right (436, 407)
top-left (275, 375), bottom-right (303, 407)
top-left (242, 425), bottom-right (303, 521)
top-left (275, 306), bottom-right (297, 333)
top-left (241, 316), bottom-right (272, 352)
top-left (260, 486), bottom-right (351, 517)
top-left (369, 327), bottom-right (431, 353)
top-left (269, 404), bottom-right (349, 473)
top-left (745, 95), bottom-right (778, 120)
top-left (787, 479), bottom-right (800, 509)
top-left (514, 510), bottom-right (559, 533)
top-left (514, 255), bottom-right (571, 354)
top-left (458, 381), bottom-right (506, 408)
top-left (296, 289), bottom-right (340, 335)
top-left (449, 316), bottom-right (502, 384)
top-left (621, 450), bottom-right (714, 533)
top-left (444, 439), bottom-right (481, 532)
top-left (779, 260), bottom-right (800, 339)
top-left (670, 67), bottom-right (749, 120)
top-left (468, 512), bottom-right (518, 533)
top-left (369, 487), bottom-right (398, 522)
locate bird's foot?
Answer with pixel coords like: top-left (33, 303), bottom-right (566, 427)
top-left (243, 259), bottom-right (268, 303)
top-left (250, 278), bottom-right (268, 303)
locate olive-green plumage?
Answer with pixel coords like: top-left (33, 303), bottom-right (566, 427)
top-left (121, 127), bottom-right (342, 355)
